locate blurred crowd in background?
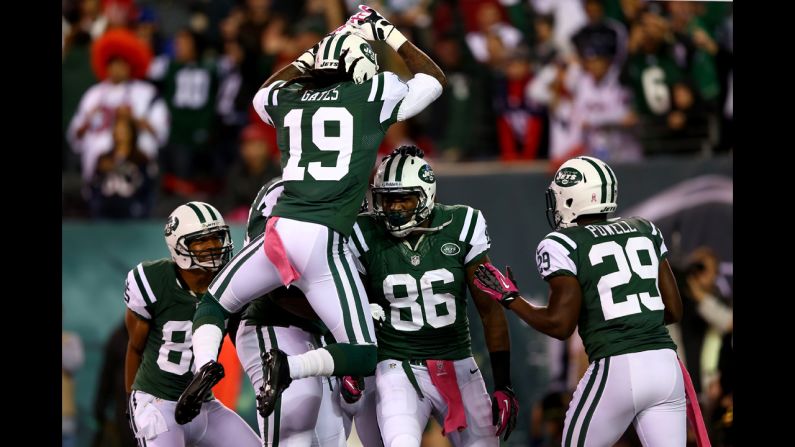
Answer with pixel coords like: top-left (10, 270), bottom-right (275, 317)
top-left (62, 0), bottom-right (733, 222)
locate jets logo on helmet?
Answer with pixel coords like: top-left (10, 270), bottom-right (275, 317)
top-left (165, 202), bottom-right (234, 271)
top-left (418, 164), bottom-right (435, 183)
top-left (554, 167), bottom-right (583, 187)
top-left (372, 146), bottom-right (437, 237)
top-left (546, 156), bottom-right (618, 229)
top-left (164, 215), bottom-right (179, 236)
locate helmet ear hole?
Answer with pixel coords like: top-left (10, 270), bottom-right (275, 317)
top-left (566, 198), bottom-right (574, 207)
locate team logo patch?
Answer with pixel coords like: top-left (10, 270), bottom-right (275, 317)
top-left (164, 215), bottom-right (179, 236)
top-left (419, 164), bottom-right (435, 184)
top-left (441, 243), bottom-right (460, 256)
top-left (554, 167), bottom-right (583, 187)
top-left (410, 255), bottom-right (421, 266)
top-left (360, 43), bottom-right (377, 64)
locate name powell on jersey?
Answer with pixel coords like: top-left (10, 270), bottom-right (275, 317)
top-left (554, 167), bottom-right (583, 187)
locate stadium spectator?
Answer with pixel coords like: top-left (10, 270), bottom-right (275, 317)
top-left (67, 29), bottom-right (168, 185)
top-left (88, 111), bottom-right (156, 219)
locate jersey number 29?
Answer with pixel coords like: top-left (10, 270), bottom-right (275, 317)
top-left (589, 237), bottom-right (664, 320)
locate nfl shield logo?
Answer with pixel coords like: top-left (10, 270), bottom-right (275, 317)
top-left (410, 255), bottom-right (420, 266)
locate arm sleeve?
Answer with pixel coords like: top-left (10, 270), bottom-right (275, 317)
top-left (536, 233), bottom-right (578, 280)
top-left (459, 208), bottom-right (491, 266)
top-left (252, 80), bottom-right (287, 127)
top-left (395, 73), bottom-right (443, 122)
top-left (124, 265), bottom-right (153, 320)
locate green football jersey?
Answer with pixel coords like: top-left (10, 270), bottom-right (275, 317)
top-left (157, 60), bottom-right (218, 148)
top-left (124, 259), bottom-right (205, 401)
top-left (535, 217), bottom-right (676, 362)
top-left (348, 204), bottom-right (491, 362)
top-left (241, 178), bottom-right (328, 335)
top-left (254, 71), bottom-right (410, 237)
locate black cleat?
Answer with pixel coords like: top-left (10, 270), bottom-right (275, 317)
top-left (257, 349), bottom-right (292, 418)
top-left (175, 360), bottom-right (225, 425)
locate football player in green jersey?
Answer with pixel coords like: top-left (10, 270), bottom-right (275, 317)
top-left (124, 202), bottom-right (260, 447)
top-left (474, 156), bottom-right (687, 446)
top-left (347, 146), bottom-right (519, 446)
top-left (184, 5), bottom-right (447, 422)
top-left (234, 177), bottom-right (349, 446)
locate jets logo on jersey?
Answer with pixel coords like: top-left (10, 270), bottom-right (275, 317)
top-left (554, 167), bottom-right (583, 187)
top-left (441, 243), bottom-right (460, 256)
top-left (360, 43), bottom-right (377, 64)
top-left (419, 164), bottom-right (435, 183)
top-left (164, 215), bottom-right (179, 236)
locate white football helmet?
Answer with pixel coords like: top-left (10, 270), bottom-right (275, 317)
top-left (546, 156), bottom-right (618, 229)
top-left (164, 202), bottom-right (233, 271)
top-left (372, 147), bottom-right (436, 237)
top-left (315, 31), bottom-right (378, 84)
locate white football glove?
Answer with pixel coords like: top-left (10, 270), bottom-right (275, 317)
top-left (345, 5), bottom-right (407, 51)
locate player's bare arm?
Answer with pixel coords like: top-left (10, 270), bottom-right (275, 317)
top-left (505, 275), bottom-right (582, 340)
top-left (467, 256), bottom-right (510, 352)
top-left (475, 264), bottom-right (582, 341)
top-left (397, 42), bottom-right (447, 88)
top-left (658, 258), bottom-right (683, 324)
top-left (124, 309), bottom-right (150, 394)
top-left (259, 64), bottom-right (306, 90)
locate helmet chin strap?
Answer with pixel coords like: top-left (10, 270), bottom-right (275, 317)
top-left (402, 217), bottom-right (453, 235)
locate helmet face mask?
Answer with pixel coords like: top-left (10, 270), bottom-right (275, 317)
top-left (176, 231), bottom-right (232, 271)
top-left (373, 190), bottom-right (425, 232)
top-left (546, 156), bottom-right (618, 230)
top-left (372, 151), bottom-right (436, 238)
top-left (165, 202), bottom-right (234, 272)
top-left (315, 32), bottom-right (378, 84)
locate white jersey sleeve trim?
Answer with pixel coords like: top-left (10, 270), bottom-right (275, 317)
top-left (124, 267), bottom-right (152, 319)
top-left (648, 221), bottom-right (669, 257)
top-left (352, 223), bottom-right (370, 254)
top-left (368, 73), bottom-right (381, 102)
top-left (547, 231), bottom-right (578, 250)
top-left (252, 80), bottom-right (286, 126)
top-left (458, 207), bottom-right (474, 241)
top-left (378, 72), bottom-right (409, 123)
top-left (465, 210), bottom-right (490, 264)
top-left (536, 238), bottom-right (578, 278)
